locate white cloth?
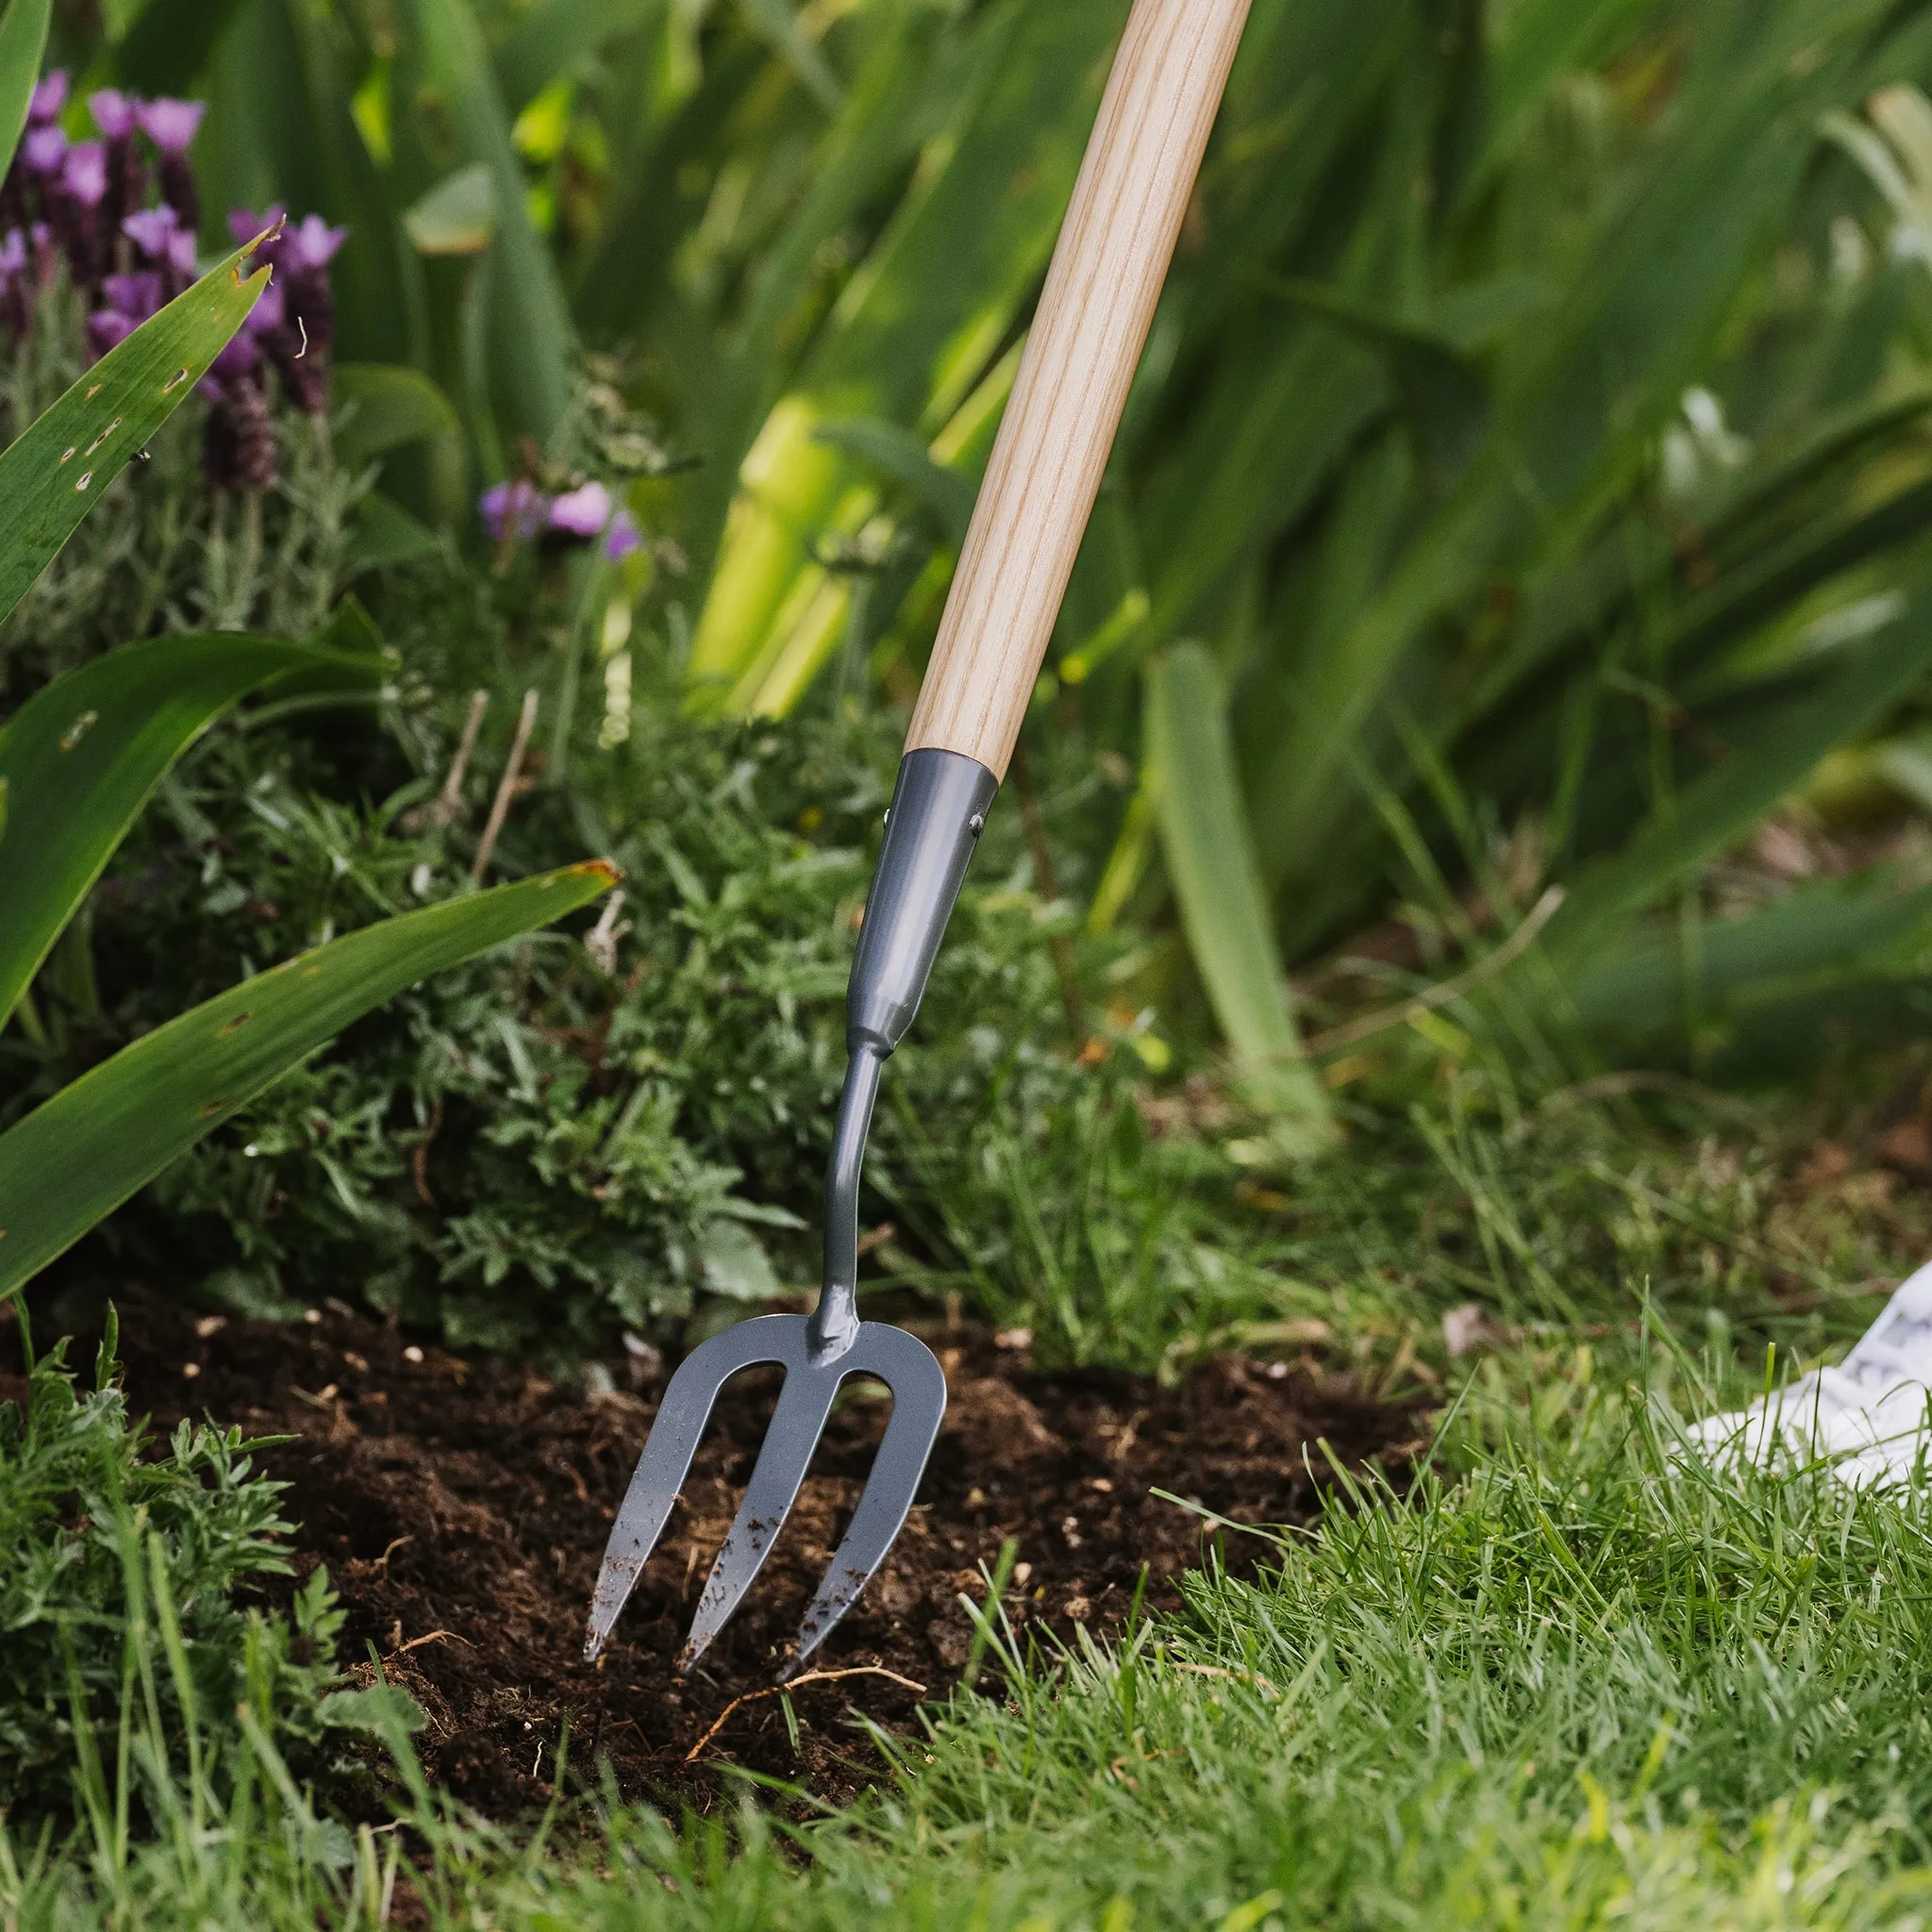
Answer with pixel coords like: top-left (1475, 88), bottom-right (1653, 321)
top-left (1689, 1257), bottom-right (1932, 1488)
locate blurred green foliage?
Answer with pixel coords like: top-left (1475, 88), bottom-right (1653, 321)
top-left (59, 0), bottom-right (1932, 1090)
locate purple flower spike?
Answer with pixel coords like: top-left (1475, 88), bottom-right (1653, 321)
top-left (122, 205), bottom-right (177, 258)
top-left (228, 204), bottom-right (286, 252)
top-left (89, 91), bottom-right (139, 142)
top-left (208, 330), bottom-right (258, 385)
top-left (61, 142), bottom-right (107, 209)
top-left (86, 309), bottom-right (135, 358)
top-left (102, 269), bottom-right (160, 321)
top-left (548, 481), bottom-right (612, 539)
top-left (480, 480), bottom-right (550, 542)
top-left (0, 228), bottom-right (28, 281)
top-left (23, 125), bottom-right (65, 175)
top-left (244, 278), bottom-right (286, 332)
top-left (139, 98), bottom-right (207, 156)
top-left (605, 509), bottom-right (644, 562)
top-left (285, 213), bottom-right (346, 270)
top-left (28, 72), bottom-right (67, 125)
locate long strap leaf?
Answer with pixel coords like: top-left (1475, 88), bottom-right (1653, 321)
top-left (1146, 642), bottom-right (1330, 1144)
top-left (0, 0), bottom-right (49, 184)
top-left (0, 635), bottom-right (375, 1026)
top-left (0, 238), bottom-right (269, 631)
top-left (0, 861), bottom-right (618, 1298)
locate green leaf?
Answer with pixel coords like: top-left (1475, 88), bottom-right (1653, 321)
top-left (0, 0), bottom-right (50, 184)
top-left (345, 492), bottom-right (443, 575)
top-left (332, 362), bottom-right (463, 467)
top-left (1145, 643), bottom-right (1330, 1146)
top-left (813, 417), bottom-right (976, 547)
top-left (0, 636), bottom-right (358, 1030)
top-left (0, 239), bottom-right (267, 634)
top-left (410, 0), bottom-right (575, 441)
top-left (1543, 597), bottom-right (1932, 965)
top-left (0, 861), bottom-right (619, 1298)
top-left (399, 163), bottom-right (497, 258)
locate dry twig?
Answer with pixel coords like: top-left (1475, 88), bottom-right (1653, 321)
top-left (471, 690), bottom-right (540, 883)
top-left (684, 1666), bottom-right (928, 1761)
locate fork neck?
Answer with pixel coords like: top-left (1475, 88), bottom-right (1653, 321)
top-left (811, 749), bottom-right (999, 1362)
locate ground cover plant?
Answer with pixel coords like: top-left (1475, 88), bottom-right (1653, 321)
top-left (23, 0), bottom-right (1932, 1926)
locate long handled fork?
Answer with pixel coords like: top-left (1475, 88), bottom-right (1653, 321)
top-left (584, 0), bottom-right (1255, 1679)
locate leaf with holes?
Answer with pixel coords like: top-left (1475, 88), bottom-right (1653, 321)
top-left (0, 860), bottom-right (620, 1299)
top-left (0, 237), bottom-right (268, 631)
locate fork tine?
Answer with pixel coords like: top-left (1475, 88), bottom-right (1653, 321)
top-left (678, 1363), bottom-right (840, 1669)
top-left (786, 1328), bottom-right (947, 1676)
top-left (584, 1316), bottom-right (797, 1663)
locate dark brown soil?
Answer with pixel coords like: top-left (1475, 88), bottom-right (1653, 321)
top-left (82, 1289), bottom-right (1425, 1816)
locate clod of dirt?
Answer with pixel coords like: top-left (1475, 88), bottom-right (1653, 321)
top-left (89, 1289), bottom-right (1426, 1817)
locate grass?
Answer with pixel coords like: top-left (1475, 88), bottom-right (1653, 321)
top-left (12, 1081), bottom-right (1932, 1928)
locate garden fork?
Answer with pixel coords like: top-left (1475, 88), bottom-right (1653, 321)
top-left (584, 0), bottom-right (1254, 1678)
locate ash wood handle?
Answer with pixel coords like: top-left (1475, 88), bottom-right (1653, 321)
top-left (905, 0), bottom-right (1251, 780)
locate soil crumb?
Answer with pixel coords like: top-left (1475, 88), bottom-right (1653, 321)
top-left (90, 1290), bottom-right (1426, 1815)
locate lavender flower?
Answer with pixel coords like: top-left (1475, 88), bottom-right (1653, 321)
top-left (61, 142), bottom-right (107, 208)
top-left (85, 308), bottom-right (134, 358)
top-left (88, 91), bottom-right (138, 141)
top-left (204, 373), bottom-right (276, 492)
top-left (139, 99), bottom-right (205, 228)
top-left (227, 204), bottom-right (287, 263)
top-left (102, 269), bottom-right (160, 322)
top-left (605, 510), bottom-right (644, 562)
top-left (548, 481), bottom-right (612, 539)
top-left (246, 208), bottom-right (343, 414)
top-left (23, 125), bottom-right (65, 176)
top-left (122, 206), bottom-right (176, 258)
top-left (480, 480), bottom-right (550, 542)
top-left (28, 72), bottom-right (66, 125)
top-left (0, 227), bottom-right (28, 334)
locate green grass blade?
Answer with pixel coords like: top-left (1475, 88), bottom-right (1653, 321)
top-left (0, 860), bottom-right (618, 1298)
top-left (0, 239), bottom-right (267, 633)
top-left (0, 636), bottom-right (367, 1026)
top-left (0, 0), bottom-right (49, 183)
top-left (1146, 642), bottom-right (1330, 1144)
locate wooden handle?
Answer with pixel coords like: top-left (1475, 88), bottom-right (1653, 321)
top-left (905, 0), bottom-right (1251, 779)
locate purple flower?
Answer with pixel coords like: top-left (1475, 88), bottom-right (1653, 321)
top-left (23, 125), bottom-right (65, 175)
top-left (244, 277), bottom-right (286, 332)
top-left (284, 213), bottom-right (346, 270)
top-left (61, 142), bottom-right (107, 209)
top-left (28, 73), bottom-right (67, 125)
top-left (548, 481), bottom-right (612, 539)
top-left (102, 269), bottom-right (160, 321)
top-left (0, 228), bottom-right (27, 282)
top-left (198, 328), bottom-right (260, 398)
top-left (138, 98), bottom-right (205, 156)
top-left (88, 91), bottom-right (139, 142)
top-left (166, 224), bottom-right (196, 279)
top-left (122, 206), bottom-right (177, 258)
top-left (228, 204), bottom-right (286, 254)
top-left (86, 309), bottom-right (135, 358)
top-left (480, 480), bottom-right (550, 541)
top-left (605, 509), bottom-right (644, 562)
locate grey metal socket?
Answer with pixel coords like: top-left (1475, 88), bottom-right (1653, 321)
top-left (848, 749), bottom-right (1001, 1055)
top-left (810, 748), bottom-right (999, 1358)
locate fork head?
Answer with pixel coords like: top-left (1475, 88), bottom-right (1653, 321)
top-left (583, 1313), bottom-right (946, 1673)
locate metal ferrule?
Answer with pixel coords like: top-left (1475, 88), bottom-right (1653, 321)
top-left (809, 749), bottom-right (999, 1360)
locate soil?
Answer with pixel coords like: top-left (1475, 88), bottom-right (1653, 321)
top-left (71, 1289), bottom-right (1428, 1817)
